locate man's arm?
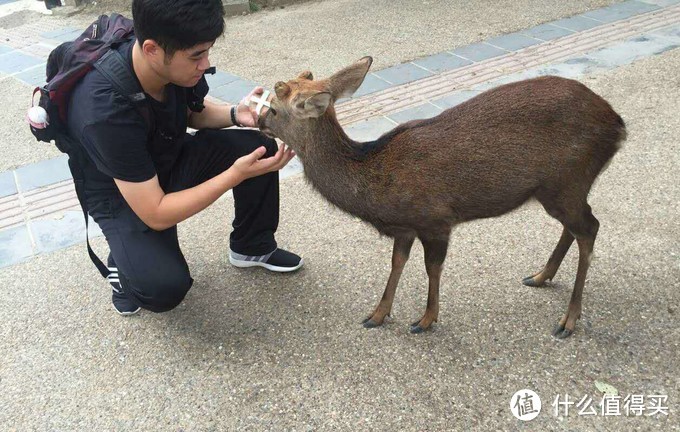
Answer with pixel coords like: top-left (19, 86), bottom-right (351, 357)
top-left (115, 142), bottom-right (295, 231)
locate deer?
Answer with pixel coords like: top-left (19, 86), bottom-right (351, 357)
top-left (257, 56), bottom-right (625, 338)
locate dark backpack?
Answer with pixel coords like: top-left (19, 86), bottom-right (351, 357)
top-left (28, 13), bottom-right (151, 279)
top-left (29, 13), bottom-right (150, 149)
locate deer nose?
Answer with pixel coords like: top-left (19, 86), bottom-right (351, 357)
top-left (257, 112), bottom-right (266, 128)
top-left (257, 113), bottom-right (274, 137)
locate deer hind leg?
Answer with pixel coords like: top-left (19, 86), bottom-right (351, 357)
top-left (410, 236), bottom-right (449, 334)
top-left (362, 232), bottom-right (416, 329)
top-left (522, 227), bottom-right (575, 287)
top-left (553, 204), bottom-right (599, 339)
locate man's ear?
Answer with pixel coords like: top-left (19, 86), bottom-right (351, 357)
top-left (141, 39), bottom-right (161, 58)
top-left (293, 92), bottom-right (332, 118)
top-left (327, 56), bottom-right (373, 100)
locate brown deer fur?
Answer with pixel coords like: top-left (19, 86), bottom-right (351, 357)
top-left (259, 57), bottom-right (625, 337)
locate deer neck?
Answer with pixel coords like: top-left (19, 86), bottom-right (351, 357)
top-left (289, 112), bottom-right (371, 214)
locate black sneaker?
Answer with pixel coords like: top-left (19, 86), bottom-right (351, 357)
top-left (229, 248), bottom-right (303, 273)
top-left (108, 267), bottom-right (141, 316)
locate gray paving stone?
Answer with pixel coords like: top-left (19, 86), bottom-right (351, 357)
top-left (475, 70), bottom-right (544, 90)
top-left (530, 56), bottom-right (606, 79)
top-left (40, 27), bottom-right (79, 40)
top-left (431, 90), bottom-right (481, 109)
top-left (345, 117), bottom-right (396, 142)
top-left (0, 0), bottom-right (20, 5)
top-left (451, 42), bottom-right (508, 62)
top-left (0, 171), bottom-right (17, 198)
top-left (20, 43), bottom-right (55, 58)
top-left (0, 51), bottom-right (44, 74)
top-left (279, 156), bottom-right (303, 180)
top-left (485, 32), bottom-right (542, 51)
top-left (551, 15), bottom-right (603, 32)
top-left (0, 224), bottom-right (33, 269)
top-left (352, 73), bottom-right (393, 98)
top-left (649, 24), bottom-right (680, 41)
top-left (209, 78), bottom-right (260, 104)
top-left (639, 0), bottom-right (680, 5)
top-left (15, 155), bottom-right (71, 192)
top-left (412, 52), bottom-right (472, 73)
top-left (373, 63), bottom-right (433, 86)
top-left (386, 102), bottom-right (443, 124)
top-left (52, 30), bottom-right (85, 43)
top-left (31, 211), bottom-right (102, 255)
top-left (586, 33), bottom-right (679, 68)
top-left (206, 70), bottom-right (240, 89)
top-left (583, 1), bottom-right (660, 23)
top-left (14, 63), bottom-right (47, 87)
top-left (0, 44), bottom-right (13, 55)
top-left (521, 23), bottom-right (575, 41)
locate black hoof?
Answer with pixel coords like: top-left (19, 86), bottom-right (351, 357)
top-left (522, 276), bottom-right (542, 287)
top-left (362, 317), bottom-right (380, 329)
top-left (552, 324), bottom-right (573, 339)
top-left (409, 319), bottom-right (432, 334)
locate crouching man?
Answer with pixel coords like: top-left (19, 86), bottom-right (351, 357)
top-left (67, 0), bottom-right (302, 315)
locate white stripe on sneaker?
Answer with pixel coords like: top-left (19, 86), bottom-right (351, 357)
top-left (229, 248), bottom-right (303, 273)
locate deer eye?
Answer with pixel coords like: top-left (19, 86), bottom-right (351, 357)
top-left (269, 108), bottom-right (277, 116)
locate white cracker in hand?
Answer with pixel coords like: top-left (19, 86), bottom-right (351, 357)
top-left (244, 90), bottom-right (272, 116)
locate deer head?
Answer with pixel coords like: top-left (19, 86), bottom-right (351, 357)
top-left (258, 57), bottom-right (373, 151)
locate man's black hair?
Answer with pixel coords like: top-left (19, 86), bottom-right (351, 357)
top-left (132, 0), bottom-right (225, 57)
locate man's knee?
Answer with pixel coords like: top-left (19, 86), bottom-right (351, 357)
top-left (126, 270), bottom-right (193, 313)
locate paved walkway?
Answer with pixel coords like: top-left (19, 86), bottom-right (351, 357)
top-left (0, 0), bottom-right (679, 270)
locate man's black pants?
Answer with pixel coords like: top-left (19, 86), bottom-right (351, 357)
top-left (88, 129), bottom-right (279, 312)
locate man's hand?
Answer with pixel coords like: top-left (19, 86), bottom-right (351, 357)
top-left (231, 142), bottom-right (295, 181)
top-left (236, 86), bottom-right (267, 128)
top-left (113, 143), bottom-right (293, 231)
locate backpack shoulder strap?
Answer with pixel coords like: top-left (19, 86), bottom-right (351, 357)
top-left (66, 152), bottom-right (111, 279)
top-left (93, 49), bottom-right (154, 131)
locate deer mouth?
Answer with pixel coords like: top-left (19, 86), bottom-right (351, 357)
top-left (258, 111), bottom-right (276, 138)
top-left (260, 128), bottom-right (276, 139)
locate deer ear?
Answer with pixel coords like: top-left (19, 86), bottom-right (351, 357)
top-left (298, 70), bottom-right (314, 80)
top-left (328, 56), bottom-right (373, 100)
top-left (275, 81), bottom-right (291, 99)
top-left (295, 92), bottom-right (332, 118)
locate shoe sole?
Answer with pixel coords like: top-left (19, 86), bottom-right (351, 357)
top-left (112, 304), bottom-right (141, 316)
top-left (229, 255), bottom-right (304, 273)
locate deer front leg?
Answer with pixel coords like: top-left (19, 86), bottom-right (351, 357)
top-left (410, 237), bottom-right (449, 334)
top-left (362, 233), bottom-right (415, 328)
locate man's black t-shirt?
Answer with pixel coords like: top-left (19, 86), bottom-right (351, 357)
top-left (67, 39), bottom-right (209, 199)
